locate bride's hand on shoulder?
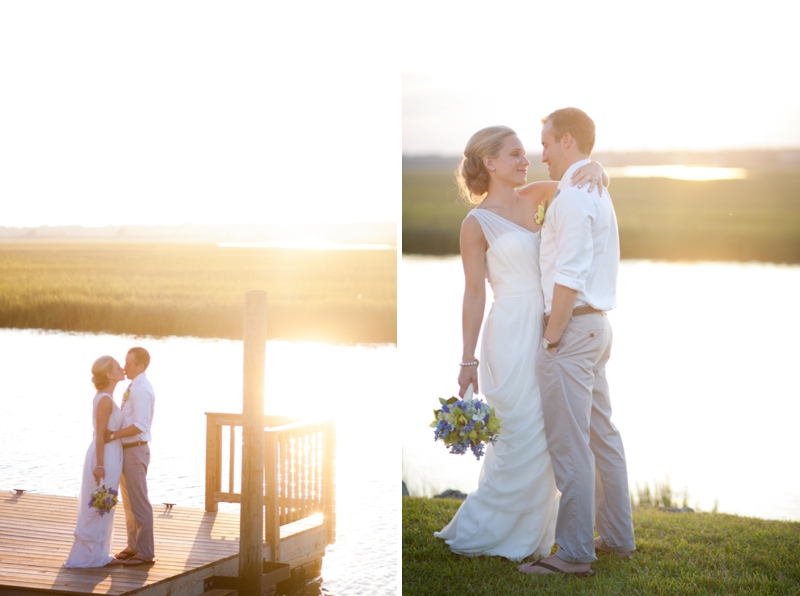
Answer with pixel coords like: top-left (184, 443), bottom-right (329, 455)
top-left (571, 161), bottom-right (608, 195)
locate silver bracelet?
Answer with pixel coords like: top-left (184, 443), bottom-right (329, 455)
top-left (459, 358), bottom-right (479, 367)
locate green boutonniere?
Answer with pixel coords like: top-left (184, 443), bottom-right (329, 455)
top-left (533, 200), bottom-right (550, 240)
top-left (534, 199), bottom-right (549, 227)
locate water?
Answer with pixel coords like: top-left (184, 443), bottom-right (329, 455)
top-left (0, 330), bottom-right (397, 595)
top-left (400, 256), bottom-right (800, 522)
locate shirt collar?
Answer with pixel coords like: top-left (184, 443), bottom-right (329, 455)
top-left (130, 372), bottom-right (147, 388)
top-left (557, 158), bottom-right (592, 191)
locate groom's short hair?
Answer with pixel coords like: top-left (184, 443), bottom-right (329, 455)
top-left (128, 347), bottom-right (151, 370)
top-left (542, 107), bottom-right (596, 155)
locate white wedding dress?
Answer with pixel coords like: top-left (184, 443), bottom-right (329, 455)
top-left (434, 208), bottom-right (560, 561)
top-left (64, 392), bottom-right (124, 568)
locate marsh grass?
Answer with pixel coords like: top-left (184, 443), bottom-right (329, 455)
top-left (403, 497), bottom-right (800, 595)
top-left (403, 164), bottom-right (800, 262)
top-left (634, 480), bottom-right (690, 510)
top-left (0, 242), bottom-right (396, 343)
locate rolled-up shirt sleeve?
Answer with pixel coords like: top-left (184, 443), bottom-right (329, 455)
top-left (552, 189), bottom-right (594, 293)
top-left (131, 387), bottom-right (153, 434)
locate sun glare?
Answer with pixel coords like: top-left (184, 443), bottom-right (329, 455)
top-left (605, 166), bottom-right (748, 181)
top-left (218, 241), bottom-right (394, 250)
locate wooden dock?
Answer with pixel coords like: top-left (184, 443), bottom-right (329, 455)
top-left (1, 296), bottom-right (336, 596)
top-left (0, 491), bottom-right (326, 596)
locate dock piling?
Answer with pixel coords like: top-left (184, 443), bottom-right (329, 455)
top-left (239, 290), bottom-right (268, 596)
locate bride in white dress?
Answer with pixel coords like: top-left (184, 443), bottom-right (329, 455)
top-left (64, 356), bottom-right (125, 568)
top-left (434, 126), bottom-right (608, 560)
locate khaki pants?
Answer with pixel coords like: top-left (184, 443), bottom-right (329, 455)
top-left (536, 313), bottom-right (635, 563)
top-left (119, 443), bottom-right (155, 560)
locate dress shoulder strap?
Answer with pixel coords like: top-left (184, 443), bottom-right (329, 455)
top-left (468, 208), bottom-right (531, 246)
top-left (95, 392), bottom-right (113, 403)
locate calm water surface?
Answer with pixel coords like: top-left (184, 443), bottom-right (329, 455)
top-left (0, 331), bottom-right (397, 596)
top-left (401, 256), bottom-right (800, 522)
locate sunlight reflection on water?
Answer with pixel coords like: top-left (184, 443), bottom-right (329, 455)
top-left (605, 165), bottom-right (747, 180)
top-left (0, 331), bottom-right (397, 595)
top-left (401, 256), bottom-right (800, 522)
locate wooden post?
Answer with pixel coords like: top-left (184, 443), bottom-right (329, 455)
top-left (239, 291), bottom-right (267, 595)
top-left (204, 413), bottom-right (221, 512)
top-left (323, 421), bottom-right (337, 545)
top-left (263, 430), bottom-right (279, 562)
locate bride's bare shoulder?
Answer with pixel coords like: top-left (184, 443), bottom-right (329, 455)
top-left (518, 181), bottom-right (557, 206)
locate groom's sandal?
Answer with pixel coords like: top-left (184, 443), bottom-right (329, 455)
top-left (113, 548), bottom-right (137, 561)
top-left (122, 557), bottom-right (156, 567)
top-left (518, 560), bottom-right (595, 577)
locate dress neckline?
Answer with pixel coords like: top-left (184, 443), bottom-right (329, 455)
top-left (471, 208), bottom-right (538, 235)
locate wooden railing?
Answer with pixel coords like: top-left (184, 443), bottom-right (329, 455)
top-left (205, 412), bottom-right (336, 561)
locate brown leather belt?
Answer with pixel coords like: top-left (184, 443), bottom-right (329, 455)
top-left (122, 441), bottom-right (148, 449)
top-left (544, 305), bottom-right (604, 326)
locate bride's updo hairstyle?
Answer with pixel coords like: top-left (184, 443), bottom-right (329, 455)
top-left (456, 125), bottom-right (517, 204)
top-left (91, 356), bottom-right (116, 391)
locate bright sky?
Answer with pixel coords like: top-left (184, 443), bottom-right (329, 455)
top-left (1, 2), bottom-right (399, 228)
top-left (403, 0), bottom-right (800, 156)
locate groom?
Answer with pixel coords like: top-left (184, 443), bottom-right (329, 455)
top-left (106, 346), bottom-right (156, 566)
top-left (521, 108), bottom-right (635, 576)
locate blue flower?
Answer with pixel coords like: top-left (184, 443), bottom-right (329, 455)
top-left (433, 394), bottom-right (502, 461)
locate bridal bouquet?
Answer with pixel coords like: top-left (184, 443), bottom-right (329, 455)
top-left (430, 392), bottom-right (501, 460)
top-left (88, 485), bottom-right (119, 516)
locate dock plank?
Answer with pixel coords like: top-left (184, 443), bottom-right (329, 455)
top-left (0, 491), bottom-right (324, 596)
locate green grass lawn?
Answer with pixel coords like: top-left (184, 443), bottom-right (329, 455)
top-left (0, 242), bottom-right (396, 343)
top-left (403, 497), bottom-right (800, 595)
top-left (403, 164), bottom-right (800, 263)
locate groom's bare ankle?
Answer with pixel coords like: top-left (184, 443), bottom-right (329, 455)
top-left (595, 536), bottom-right (633, 558)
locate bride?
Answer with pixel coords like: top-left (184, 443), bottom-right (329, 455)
top-left (64, 356), bottom-right (125, 567)
top-left (434, 126), bottom-right (607, 560)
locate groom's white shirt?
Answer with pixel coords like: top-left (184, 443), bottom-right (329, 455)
top-left (540, 158), bottom-right (620, 315)
top-left (121, 372), bottom-right (155, 444)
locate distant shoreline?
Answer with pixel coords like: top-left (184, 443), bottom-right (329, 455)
top-left (0, 242), bottom-right (397, 344)
top-left (403, 147), bottom-right (800, 169)
top-left (402, 163), bottom-right (800, 262)
top-left (0, 221), bottom-right (397, 246)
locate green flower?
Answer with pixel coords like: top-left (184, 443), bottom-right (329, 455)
top-left (534, 199), bottom-right (549, 226)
